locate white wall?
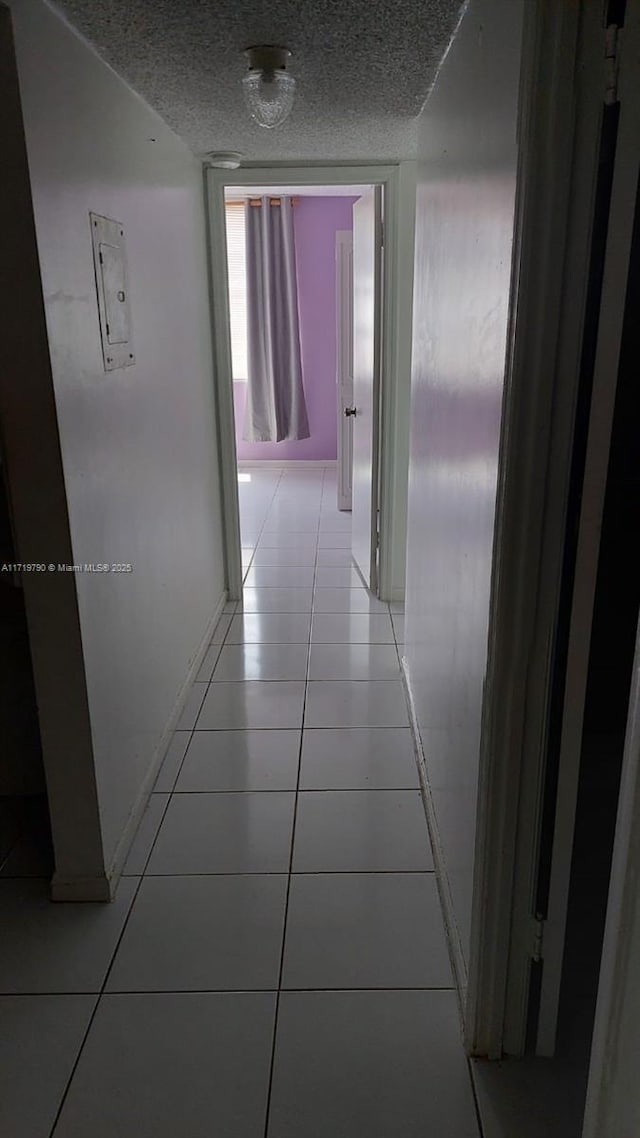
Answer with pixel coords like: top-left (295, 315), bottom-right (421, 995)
top-left (7, 0), bottom-right (225, 889)
top-left (404, 0), bottom-right (523, 972)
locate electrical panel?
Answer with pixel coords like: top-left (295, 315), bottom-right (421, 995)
top-left (89, 212), bottom-right (135, 371)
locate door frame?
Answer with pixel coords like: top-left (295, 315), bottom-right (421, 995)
top-left (534, 0), bottom-right (640, 1057)
top-left (466, 0), bottom-right (621, 1058)
top-left (351, 186), bottom-right (383, 592)
top-left (205, 163), bottom-right (413, 600)
top-left (335, 228), bottom-right (354, 511)
top-left (578, 6), bottom-right (640, 1131)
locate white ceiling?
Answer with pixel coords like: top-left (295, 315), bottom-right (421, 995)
top-left (52, 0), bottom-right (465, 162)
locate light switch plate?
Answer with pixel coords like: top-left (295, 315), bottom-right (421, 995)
top-left (89, 212), bottom-right (135, 371)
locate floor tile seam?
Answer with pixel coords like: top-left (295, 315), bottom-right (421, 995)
top-left (190, 702), bottom-right (403, 718)
top-left (187, 682), bottom-right (213, 732)
top-left (45, 475), bottom-right (327, 1136)
top-left (185, 714), bottom-right (407, 732)
top-left (97, 747), bottom-right (190, 999)
top-left (178, 725), bottom-right (303, 731)
top-left (259, 484), bottom-right (319, 543)
top-left (286, 493), bottom-right (447, 1071)
top-left (194, 719), bottom-right (322, 734)
top-left (241, 467), bottom-right (285, 578)
top-left (197, 637), bottom-right (225, 682)
top-left (79, 984), bottom-right (458, 996)
top-left (465, 1056), bottom-right (488, 1138)
top-left (209, 674), bottom-right (403, 683)
top-left (204, 677), bottom-right (403, 683)
top-left (1, 989), bottom-right (103, 998)
top-left (261, 491), bottom-right (319, 1138)
top-left (186, 725), bottom-right (409, 732)
top-left (227, 642), bottom-right (397, 646)
top-left (241, 584), bottom-right (316, 591)
top-left (0, 984), bottom-right (457, 997)
top-left (124, 870), bottom-right (438, 878)
top-left (232, 609), bottom-right (389, 616)
top-left (170, 655), bottom-right (217, 769)
top-left (151, 787), bottom-right (422, 795)
top-left (275, 983), bottom-right (458, 993)
top-left (239, 587), bottom-right (376, 594)
top-left (46, 853), bottom-right (154, 1132)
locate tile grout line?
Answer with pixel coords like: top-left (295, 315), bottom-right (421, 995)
top-left (43, 468), bottom-right (419, 1137)
top-left (47, 471), bottom-right (424, 1137)
top-left (147, 787), bottom-right (421, 795)
top-left (46, 470), bottom-right (284, 1136)
top-left (127, 869), bottom-right (436, 878)
top-left (260, 464), bottom-right (325, 1138)
top-left (47, 469), bottom-right (304, 1135)
top-left (6, 984), bottom-right (456, 997)
top-left (90, 984), bottom-right (455, 995)
top-left (238, 465), bottom-right (285, 584)
top-left (46, 811), bottom-right (173, 1136)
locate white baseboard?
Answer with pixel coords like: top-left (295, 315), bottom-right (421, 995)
top-left (237, 460), bottom-right (337, 468)
top-left (401, 655), bottom-right (469, 1008)
top-left (54, 591), bottom-right (227, 902)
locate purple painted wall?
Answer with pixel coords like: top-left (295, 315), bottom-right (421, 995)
top-left (234, 195), bottom-right (357, 461)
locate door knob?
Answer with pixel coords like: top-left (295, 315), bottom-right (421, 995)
top-left (344, 407), bottom-right (357, 417)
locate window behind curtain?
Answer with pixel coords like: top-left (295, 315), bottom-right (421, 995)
top-left (224, 202), bottom-right (248, 381)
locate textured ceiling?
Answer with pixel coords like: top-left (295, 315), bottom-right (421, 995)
top-left (52, 0), bottom-right (465, 161)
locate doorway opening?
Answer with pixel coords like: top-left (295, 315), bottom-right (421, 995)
top-left (205, 163), bottom-right (413, 607)
top-left (217, 180), bottom-right (384, 598)
top-left (221, 183), bottom-right (369, 577)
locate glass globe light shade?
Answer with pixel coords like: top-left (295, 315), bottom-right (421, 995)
top-left (242, 69), bottom-right (296, 129)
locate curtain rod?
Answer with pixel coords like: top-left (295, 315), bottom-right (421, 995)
top-left (225, 197), bottom-right (300, 207)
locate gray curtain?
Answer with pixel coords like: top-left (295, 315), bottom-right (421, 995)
top-left (243, 197), bottom-right (310, 442)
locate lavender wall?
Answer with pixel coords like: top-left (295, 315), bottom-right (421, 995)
top-left (234, 195), bottom-right (357, 461)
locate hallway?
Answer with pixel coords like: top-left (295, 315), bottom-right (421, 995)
top-left (0, 467), bottom-right (480, 1137)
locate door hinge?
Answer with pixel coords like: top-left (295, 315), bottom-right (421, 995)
top-left (531, 913), bottom-right (546, 963)
top-left (605, 23), bottom-right (622, 105)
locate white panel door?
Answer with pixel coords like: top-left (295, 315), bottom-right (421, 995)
top-left (351, 186), bottom-right (383, 591)
top-left (336, 230), bottom-right (354, 511)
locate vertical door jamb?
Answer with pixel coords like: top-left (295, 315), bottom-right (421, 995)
top-left (335, 228), bottom-right (354, 511)
top-left (204, 171), bottom-right (243, 600)
top-left (466, 0), bottom-right (606, 1057)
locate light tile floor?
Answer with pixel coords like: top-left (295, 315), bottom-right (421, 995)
top-left (0, 466), bottom-right (481, 1138)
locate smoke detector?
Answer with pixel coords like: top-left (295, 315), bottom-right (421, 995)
top-left (206, 151), bottom-right (243, 169)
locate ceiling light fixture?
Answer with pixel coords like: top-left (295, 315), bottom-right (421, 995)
top-left (242, 46), bottom-right (295, 129)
